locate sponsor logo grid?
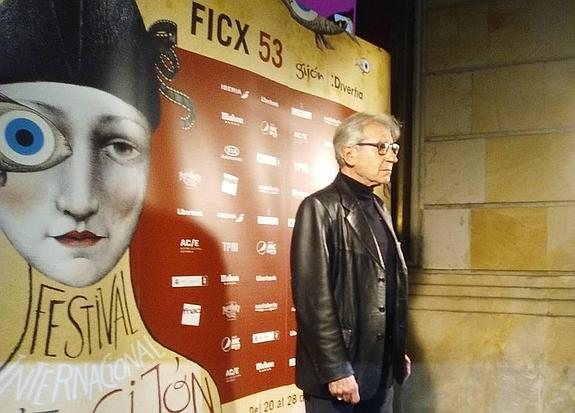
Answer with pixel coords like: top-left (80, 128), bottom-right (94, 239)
top-left (163, 71), bottom-right (347, 395)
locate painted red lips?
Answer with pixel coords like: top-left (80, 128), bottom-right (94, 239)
top-left (55, 231), bottom-right (103, 247)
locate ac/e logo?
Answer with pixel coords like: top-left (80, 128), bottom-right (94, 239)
top-left (181, 239), bottom-right (200, 247)
top-left (225, 367), bottom-right (240, 377)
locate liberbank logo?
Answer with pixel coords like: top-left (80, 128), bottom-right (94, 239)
top-left (260, 95), bottom-right (279, 107)
top-left (256, 274), bottom-right (277, 282)
top-left (177, 208), bottom-right (204, 217)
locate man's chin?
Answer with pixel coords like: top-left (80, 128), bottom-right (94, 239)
top-left (375, 178), bottom-right (391, 185)
top-left (378, 173), bottom-right (392, 184)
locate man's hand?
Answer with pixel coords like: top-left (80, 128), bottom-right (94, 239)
top-left (404, 354), bottom-right (412, 381)
top-left (328, 375), bottom-right (360, 404)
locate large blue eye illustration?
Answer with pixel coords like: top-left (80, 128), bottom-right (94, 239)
top-left (0, 101), bottom-right (71, 172)
top-left (2, 111), bottom-right (52, 164)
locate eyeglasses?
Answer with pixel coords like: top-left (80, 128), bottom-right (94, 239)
top-left (355, 142), bottom-right (400, 156)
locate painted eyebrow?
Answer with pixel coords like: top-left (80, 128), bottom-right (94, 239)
top-left (98, 114), bottom-right (150, 133)
top-left (28, 102), bottom-right (150, 138)
top-left (29, 101), bottom-right (66, 119)
top-left (22, 100), bottom-right (72, 137)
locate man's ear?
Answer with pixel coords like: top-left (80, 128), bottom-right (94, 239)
top-left (342, 146), bottom-right (356, 167)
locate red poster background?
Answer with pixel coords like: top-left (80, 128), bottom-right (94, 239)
top-left (131, 49), bottom-right (354, 403)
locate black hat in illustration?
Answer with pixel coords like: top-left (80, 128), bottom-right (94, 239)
top-left (0, 0), bottom-right (166, 128)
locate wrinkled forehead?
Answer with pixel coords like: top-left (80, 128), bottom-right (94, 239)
top-left (360, 121), bottom-right (394, 143)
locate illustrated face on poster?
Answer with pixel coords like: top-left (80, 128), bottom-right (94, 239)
top-left (0, 0), bottom-right (164, 287)
top-left (0, 0), bottom-right (389, 410)
top-left (0, 82), bottom-right (151, 287)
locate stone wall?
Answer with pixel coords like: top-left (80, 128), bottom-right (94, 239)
top-left (400, 0), bottom-right (575, 411)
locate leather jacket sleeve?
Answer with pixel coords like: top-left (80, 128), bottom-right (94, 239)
top-left (290, 195), bottom-right (354, 385)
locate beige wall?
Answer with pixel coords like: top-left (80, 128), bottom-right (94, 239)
top-left (401, 0), bottom-right (575, 411)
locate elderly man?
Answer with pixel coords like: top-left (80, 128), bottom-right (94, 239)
top-left (290, 112), bottom-right (411, 412)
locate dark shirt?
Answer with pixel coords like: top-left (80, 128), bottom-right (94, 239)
top-left (340, 173), bottom-right (397, 344)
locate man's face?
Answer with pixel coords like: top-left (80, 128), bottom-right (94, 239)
top-left (345, 122), bottom-right (398, 187)
top-left (0, 82), bottom-right (151, 287)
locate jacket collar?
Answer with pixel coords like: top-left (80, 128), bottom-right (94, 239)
top-left (333, 173), bottom-right (365, 211)
top-left (334, 173), bottom-right (384, 267)
top-left (373, 193), bottom-right (409, 271)
top-left (333, 173), bottom-right (407, 271)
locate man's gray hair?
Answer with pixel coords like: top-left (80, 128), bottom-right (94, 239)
top-left (333, 112), bottom-right (401, 167)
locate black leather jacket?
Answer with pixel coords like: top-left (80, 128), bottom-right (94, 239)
top-left (290, 174), bottom-right (409, 399)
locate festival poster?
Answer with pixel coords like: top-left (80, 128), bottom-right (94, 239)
top-left (0, 1), bottom-right (389, 412)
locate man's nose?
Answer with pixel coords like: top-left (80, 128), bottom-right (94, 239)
top-left (55, 144), bottom-right (99, 221)
top-left (384, 150), bottom-right (399, 163)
